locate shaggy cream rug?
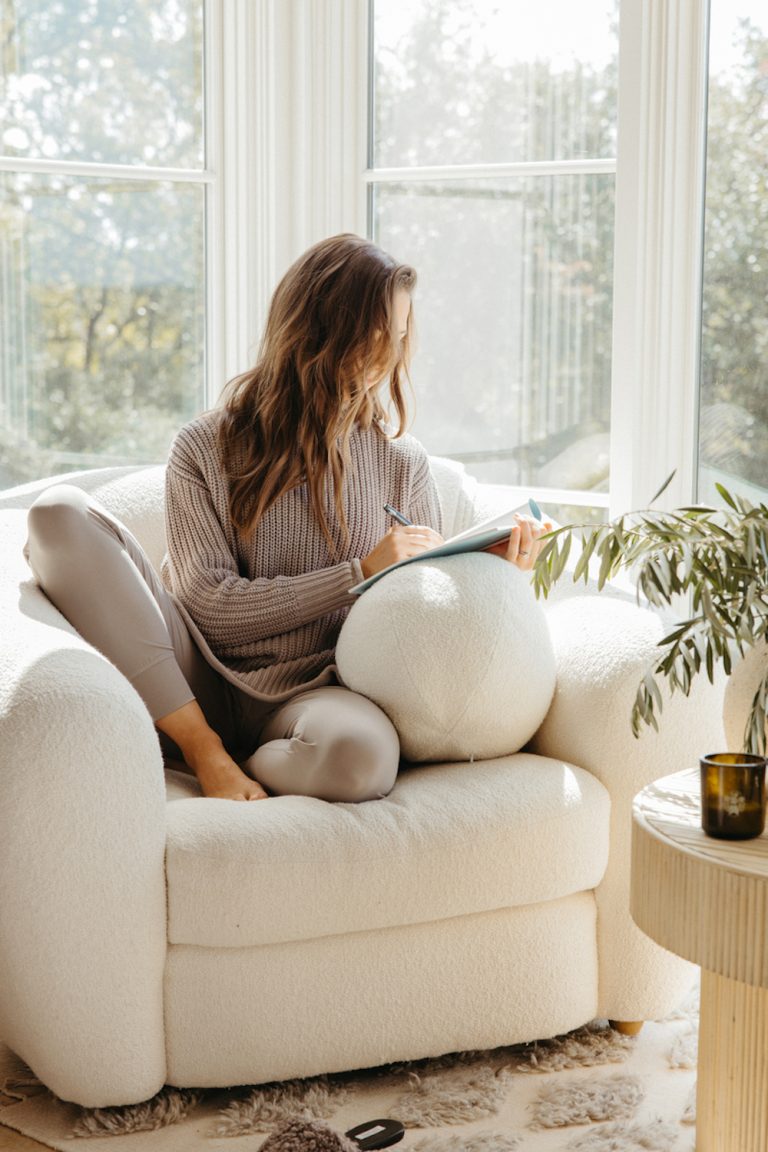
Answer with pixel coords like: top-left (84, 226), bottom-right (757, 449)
top-left (0, 987), bottom-right (698, 1152)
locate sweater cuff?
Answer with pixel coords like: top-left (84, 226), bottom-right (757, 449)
top-left (348, 558), bottom-right (364, 591)
top-left (292, 561), bottom-right (363, 620)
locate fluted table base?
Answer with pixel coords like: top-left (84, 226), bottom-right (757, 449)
top-left (696, 971), bottom-right (768, 1152)
top-left (631, 769), bottom-right (768, 1152)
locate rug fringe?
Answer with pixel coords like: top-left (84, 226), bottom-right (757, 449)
top-left (528, 1074), bottom-right (644, 1130)
top-left (410, 1131), bottom-right (522, 1151)
top-left (0, 1073), bottom-right (47, 1103)
top-left (72, 1088), bottom-right (204, 1137)
top-left (214, 1076), bottom-right (350, 1137)
top-left (564, 1117), bottom-right (680, 1150)
top-left (396, 1064), bottom-right (514, 1127)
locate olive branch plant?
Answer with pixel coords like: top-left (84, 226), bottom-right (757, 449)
top-left (531, 481), bottom-right (768, 756)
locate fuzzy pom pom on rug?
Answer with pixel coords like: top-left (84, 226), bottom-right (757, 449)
top-left (259, 1118), bottom-right (359, 1151)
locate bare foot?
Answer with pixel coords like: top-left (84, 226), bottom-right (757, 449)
top-left (193, 754), bottom-right (269, 801)
top-left (156, 700), bottom-right (269, 801)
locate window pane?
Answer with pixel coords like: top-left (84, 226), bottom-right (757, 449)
top-left (1, 0), bottom-right (203, 168)
top-left (698, 2), bottom-right (768, 502)
top-left (372, 0), bottom-right (618, 168)
top-left (0, 173), bottom-right (205, 485)
top-left (373, 175), bottom-right (613, 489)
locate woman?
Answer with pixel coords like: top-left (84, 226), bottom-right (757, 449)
top-left (25, 234), bottom-right (547, 803)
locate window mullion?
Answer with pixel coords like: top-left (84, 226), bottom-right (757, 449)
top-left (288, 0), bottom-right (368, 257)
top-left (211, 0), bottom-right (263, 393)
top-left (610, 0), bottom-right (710, 516)
top-left (223, 0), bottom-right (367, 388)
top-left (0, 157), bottom-right (212, 183)
top-left (204, 0), bottom-right (223, 405)
top-left (365, 159), bottom-right (616, 184)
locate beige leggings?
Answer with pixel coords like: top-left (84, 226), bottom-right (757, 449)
top-left (24, 485), bottom-right (400, 803)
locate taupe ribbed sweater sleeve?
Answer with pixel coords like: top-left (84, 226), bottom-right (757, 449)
top-left (164, 432), bottom-right (363, 647)
top-left (162, 411), bottom-right (442, 699)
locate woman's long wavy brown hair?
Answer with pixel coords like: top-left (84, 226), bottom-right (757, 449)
top-left (217, 234), bottom-right (417, 550)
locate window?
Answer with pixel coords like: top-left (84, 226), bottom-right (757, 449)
top-left (0, 1), bottom-right (209, 487)
top-left (368, 0), bottom-right (618, 521)
top-left (4, 0), bottom-right (761, 518)
top-left (698, 0), bottom-right (768, 503)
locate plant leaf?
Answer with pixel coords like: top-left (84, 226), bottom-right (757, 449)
top-left (648, 469), bottom-right (677, 505)
top-left (715, 482), bottom-right (739, 511)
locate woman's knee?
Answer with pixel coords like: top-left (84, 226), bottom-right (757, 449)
top-left (251, 687), bottom-right (401, 803)
top-left (322, 718), bottom-right (400, 803)
top-left (27, 485), bottom-right (95, 558)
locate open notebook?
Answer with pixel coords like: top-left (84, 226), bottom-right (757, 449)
top-left (350, 497), bottom-right (543, 595)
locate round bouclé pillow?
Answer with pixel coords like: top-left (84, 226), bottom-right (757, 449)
top-left (336, 552), bottom-right (557, 762)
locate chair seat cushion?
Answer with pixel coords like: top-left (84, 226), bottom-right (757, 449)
top-left (165, 753), bottom-right (610, 948)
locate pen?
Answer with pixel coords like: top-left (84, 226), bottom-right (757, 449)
top-left (383, 503), bottom-right (413, 527)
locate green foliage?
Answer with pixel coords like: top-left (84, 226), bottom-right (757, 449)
top-left (1, 2), bottom-right (205, 483)
top-left (533, 486), bottom-right (768, 755)
top-left (700, 19), bottom-right (768, 485)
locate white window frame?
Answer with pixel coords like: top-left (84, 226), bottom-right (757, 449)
top-left (217, 0), bottom-right (368, 396)
top-left (226, 0), bottom-right (711, 516)
top-left (610, 0), bottom-right (710, 515)
top-left (0, 0), bottom-right (712, 500)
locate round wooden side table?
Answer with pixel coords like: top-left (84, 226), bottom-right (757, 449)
top-left (631, 768), bottom-right (768, 1151)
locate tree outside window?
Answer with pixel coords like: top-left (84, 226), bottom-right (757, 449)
top-left (0, 0), bottom-right (206, 487)
top-left (699, 6), bottom-right (768, 503)
top-left (369, 0), bottom-right (768, 513)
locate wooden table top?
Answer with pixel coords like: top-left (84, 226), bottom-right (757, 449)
top-left (635, 766), bottom-right (768, 877)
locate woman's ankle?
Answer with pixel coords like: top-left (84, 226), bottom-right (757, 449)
top-left (155, 699), bottom-right (268, 799)
top-left (156, 700), bottom-right (222, 764)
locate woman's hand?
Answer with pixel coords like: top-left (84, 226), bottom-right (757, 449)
top-left (360, 525), bottom-right (444, 580)
top-left (485, 513), bottom-right (553, 572)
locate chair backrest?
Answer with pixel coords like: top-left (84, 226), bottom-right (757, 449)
top-left (0, 465), bottom-right (168, 572)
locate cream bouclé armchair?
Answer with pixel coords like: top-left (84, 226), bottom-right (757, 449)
top-left (0, 459), bottom-right (726, 1108)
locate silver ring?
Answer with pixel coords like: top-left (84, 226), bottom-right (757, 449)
top-left (519, 550), bottom-right (530, 556)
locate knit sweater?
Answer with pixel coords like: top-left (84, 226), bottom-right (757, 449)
top-left (162, 409), bottom-right (443, 701)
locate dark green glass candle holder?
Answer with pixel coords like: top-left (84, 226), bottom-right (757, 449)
top-left (700, 752), bottom-right (767, 840)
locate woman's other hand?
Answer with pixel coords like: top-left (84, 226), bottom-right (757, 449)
top-left (360, 525), bottom-right (444, 579)
top-left (485, 514), bottom-right (553, 572)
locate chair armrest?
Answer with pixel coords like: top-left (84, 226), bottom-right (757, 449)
top-left (429, 459), bottom-right (533, 538)
top-left (0, 580), bottom-right (168, 1106)
top-left (531, 595), bottom-right (726, 1021)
